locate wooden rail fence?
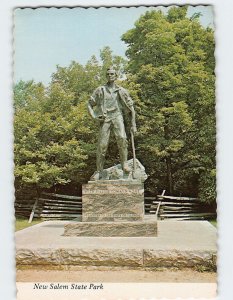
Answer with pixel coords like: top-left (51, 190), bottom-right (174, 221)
top-left (15, 191), bottom-right (216, 222)
top-left (145, 194), bottom-right (216, 221)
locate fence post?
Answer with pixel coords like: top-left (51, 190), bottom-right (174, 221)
top-left (28, 198), bottom-right (38, 223)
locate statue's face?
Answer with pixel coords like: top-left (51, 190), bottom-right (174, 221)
top-left (106, 70), bottom-right (117, 83)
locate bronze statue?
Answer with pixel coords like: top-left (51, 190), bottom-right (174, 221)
top-left (88, 67), bottom-right (137, 180)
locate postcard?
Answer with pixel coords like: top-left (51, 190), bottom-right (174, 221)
top-left (13, 4), bottom-right (218, 300)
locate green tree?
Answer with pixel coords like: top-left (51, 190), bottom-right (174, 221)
top-left (13, 80), bottom-right (45, 111)
top-left (14, 81), bottom-right (90, 192)
top-left (122, 6), bottom-right (215, 201)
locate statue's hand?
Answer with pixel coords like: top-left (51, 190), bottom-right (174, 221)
top-left (96, 115), bottom-right (105, 123)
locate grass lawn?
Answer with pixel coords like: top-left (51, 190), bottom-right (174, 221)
top-left (210, 219), bottom-right (217, 228)
top-left (15, 217), bottom-right (42, 232)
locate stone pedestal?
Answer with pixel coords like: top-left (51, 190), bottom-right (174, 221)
top-left (63, 180), bottom-right (157, 237)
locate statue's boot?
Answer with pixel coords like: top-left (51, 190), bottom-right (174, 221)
top-left (90, 170), bottom-right (102, 181)
top-left (119, 142), bottom-right (131, 173)
top-left (122, 161), bottom-right (131, 173)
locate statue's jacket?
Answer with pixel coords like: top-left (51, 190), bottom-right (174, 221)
top-left (89, 84), bottom-right (134, 122)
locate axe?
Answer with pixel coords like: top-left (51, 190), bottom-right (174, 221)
top-left (131, 130), bottom-right (137, 179)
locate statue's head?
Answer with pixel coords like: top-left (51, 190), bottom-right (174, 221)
top-left (106, 67), bottom-right (117, 83)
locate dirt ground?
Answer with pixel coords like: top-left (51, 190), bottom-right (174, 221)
top-left (17, 268), bottom-right (216, 283)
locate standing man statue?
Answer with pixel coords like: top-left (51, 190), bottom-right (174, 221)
top-left (88, 67), bottom-right (137, 180)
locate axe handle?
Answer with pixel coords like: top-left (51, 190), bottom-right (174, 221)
top-left (131, 131), bottom-right (137, 174)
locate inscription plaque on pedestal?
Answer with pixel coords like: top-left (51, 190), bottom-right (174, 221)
top-left (82, 181), bottom-right (144, 222)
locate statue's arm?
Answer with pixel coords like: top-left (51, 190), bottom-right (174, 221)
top-left (88, 87), bottom-right (101, 119)
top-left (121, 88), bottom-right (137, 133)
top-left (87, 97), bottom-right (96, 119)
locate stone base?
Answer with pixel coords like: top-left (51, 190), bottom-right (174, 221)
top-left (15, 221), bottom-right (217, 270)
top-left (63, 217), bottom-right (157, 237)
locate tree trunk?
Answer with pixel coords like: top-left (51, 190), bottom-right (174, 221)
top-left (164, 115), bottom-right (173, 195)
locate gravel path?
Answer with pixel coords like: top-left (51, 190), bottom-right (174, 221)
top-left (17, 268), bottom-right (216, 283)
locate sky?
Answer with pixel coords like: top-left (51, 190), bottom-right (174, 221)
top-left (14, 6), bottom-right (214, 85)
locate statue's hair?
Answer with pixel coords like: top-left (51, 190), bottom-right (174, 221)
top-left (106, 66), bottom-right (117, 73)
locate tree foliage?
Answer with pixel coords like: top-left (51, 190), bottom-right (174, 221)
top-left (122, 6), bottom-right (215, 200)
